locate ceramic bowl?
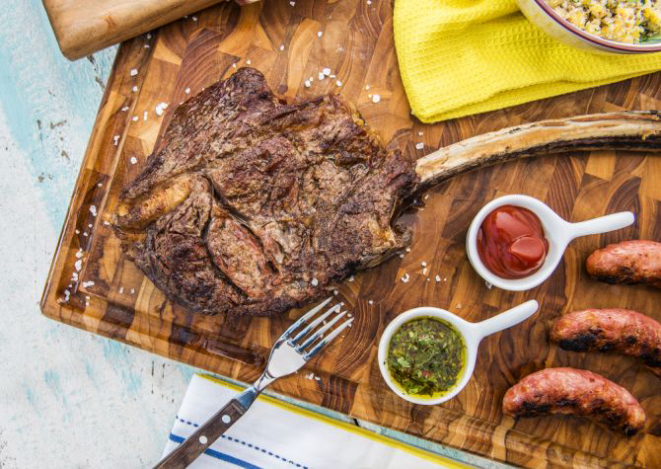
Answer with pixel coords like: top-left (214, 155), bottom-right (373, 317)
top-left (377, 300), bottom-right (539, 405)
top-left (466, 194), bottom-right (634, 291)
top-left (516, 0), bottom-right (661, 54)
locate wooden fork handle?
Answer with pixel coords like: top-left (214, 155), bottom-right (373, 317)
top-left (153, 399), bottom-right (247, 468)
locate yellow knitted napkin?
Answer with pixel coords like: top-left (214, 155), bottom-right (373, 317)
top-left (394, 0), bottom-right (661, 123)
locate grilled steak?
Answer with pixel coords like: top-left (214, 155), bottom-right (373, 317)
top-left (115, 68), bottom-right (418, 316)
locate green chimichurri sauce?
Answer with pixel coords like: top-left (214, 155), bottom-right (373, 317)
top-left (387, 318), bottom-right (465, 397)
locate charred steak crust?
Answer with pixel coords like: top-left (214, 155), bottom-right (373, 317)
top-left (115, 68), bottom-right (419, 317)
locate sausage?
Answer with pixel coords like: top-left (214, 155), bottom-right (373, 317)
top-left (502, 368), bottom-right (645, 436)
top-left (586, 240), bottom-right (661, 288)
top-left (551, 309), bottom-right (661, 370)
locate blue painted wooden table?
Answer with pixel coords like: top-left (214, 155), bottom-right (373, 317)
top-left (0, 2), bottom-right (507, 467)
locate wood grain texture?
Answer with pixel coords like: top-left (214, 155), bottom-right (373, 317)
top-left (41, 1), bottom-right (661, 467)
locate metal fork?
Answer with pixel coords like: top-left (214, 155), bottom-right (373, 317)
top-left (154, 298), bottom-right (353, 468)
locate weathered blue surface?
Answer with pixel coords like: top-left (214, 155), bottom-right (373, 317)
top-left (0, 2), bottom-right (509, 467)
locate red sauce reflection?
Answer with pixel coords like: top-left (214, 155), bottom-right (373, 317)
top-left (477, 205), bottom-right (548, 279)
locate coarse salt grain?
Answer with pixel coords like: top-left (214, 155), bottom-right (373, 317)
top-left (435, 275), bottom-right (441, 282)
top-left (421, 261), bottom-right (427, 267)
top-left (184, 87), bottom-right (191, 94)
top-left (246, 59), bottom-right (252, 65)
top-left (82, 281), bottom-right (95, 288)
top-left (103, 221), bottom-right (110, 226)
top-left (131, 288), bottom-right (136, 294)
top-left (113, 135), bottom-right (120, 146)
top-left (130, 69), bottom-right (138, 76)
top-left (401, 273), bottom-right (410, 283)
top-left (290, 1), bottom-right (295, 5)
top-left (365, 85), bottom-right (370, 90)
top-left (232, 63), bottom-right (237, 68)
top-left (75, 251), bottom-right (83, 259)
top-left (90, 205), bottom-right (97, 216)
top-left (88, 224), bottom-right (93, 228)
top-left (119, 287), bottom-right (124, 294)
top-left (72, 272), bottom-right (78, 281)
top-left (318, 31), bottom-right (323, 37)
top-left (415, 142), bottom-right (424, 150)
top-left (371, 94), bottom-right (380, 103)
top-left (405, 247), bottom-right (411, 253)
top-left (132, 115), bottom-right (139, 122)
top-left (422, 268), bottom-right (427, 276)
top-left (83, 232), bottom-right (88, 237)
top-left (318, 72), bottom-right (325, 80)
top-left (349, 276), bottom-right (354, 282)
top-left (143, 111), bottom-right (148, 121)
top-left (311, 278), bottom-right (319, 286)
top-left (75, 260), bottom-right (82, 271)
top-left (75, 229), bottom-right (80, 234)
top-left (368, 300), bottom-right (374, 305)
top-left (280, 44), bottom-right (285, 51)
top-left (399, 254), bottom-right (404, 258)
top-left (418, 131), bottom-right (423, 136)
top-left (336, 80), bottom-right (342, 87)
top-left (304, 80), bottom-right (311, 88)
top-left (192, 16), bottom-right (198, 21)
top-left (147, 33), bottom-right (152, 39)
top-left (130, 156), bottom-right (138, 165)
top-left (333, 290), bottom-right (338, 295)
top-left (322, 68), bottom-right (331, 76)
top-left (132, 85), bottom-right (138, 92)
top-left (121, 106), bottom-right (129, 112)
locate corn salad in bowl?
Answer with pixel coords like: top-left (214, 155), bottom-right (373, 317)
top-left (517, 0), bottom-right (661, 53)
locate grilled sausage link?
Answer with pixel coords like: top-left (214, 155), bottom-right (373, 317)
top-left (551, 309), bottom-right (661, 370)
top-left (586, 240), bottom-right (661, 288)
top-left (502, 368), bottom-right (645, 436)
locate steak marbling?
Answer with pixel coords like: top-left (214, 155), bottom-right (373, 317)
top-left (115, 68), bottom-right (418, 316)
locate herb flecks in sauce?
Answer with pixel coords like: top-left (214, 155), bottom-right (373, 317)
top-left (387, 318), bottom-right (465, 396)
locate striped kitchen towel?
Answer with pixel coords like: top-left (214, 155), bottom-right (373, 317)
top-left (159, 374), bottom-right (466, 468)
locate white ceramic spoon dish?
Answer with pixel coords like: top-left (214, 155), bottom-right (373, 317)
top-left (466, 194), bottom-right (634, 291)
top-left (378, 300), bottom-right (539, 406)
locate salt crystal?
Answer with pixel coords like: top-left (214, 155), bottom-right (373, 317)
top-left (422, 268), bottom-right (427, 276)
top-left (304, 80), bottom-right (311, 88)
top-left (347, 313), bottom-right (353, 318)
top-left (97, 183), bottom-right (102, 187)
top-left (443, 277), bottom-right (447, 282)
top-left (367, 0), bottom-right (372, 4)
top-left (232, 63), bottom-right (237, 68)
top-left (103, 221), bottom-right (110, 226)
top-left (318, 72), bottom-right (325, 80)
top-left (405, 247), bottom-right (411, 253)
top-left (130, 156), bottom-right (138, 165)
top-left (365, 85), bottom-right (370, 90)
top-left (119, 287), bottom-right (124, 294)
top-left (143, 111), bottom-right (148, 121)
top-left (147, 33), bottom-right (152, 39)
top-left (246, 59), bottom-right (252, 65)
top-left (399, 254), bottom-right (404, 258)
top-left (132, 85), bottom-right (138, 92)
top-left (184, 87), bottom-right (191, 94)
top-left (132, 116), bottom-right (139, 122)
top-left (280, 44), bottom-right (285, 51)
top-left (329, 74), bottom-right (336, 78)
top-left (290, 1), bottom-right (295, 5)
top-left (75, 229), bottom-right (80, 234)
top-left (335, 80), bottom-right (342, 87)
top-left (456, 303), bottom-right (462, 309)
top-left (318, 31), bottom-right (323, 38)
top-left (121, 106), bottom-right (129, 112)
top-left (435, 275), bottom-right (441, 282)
top-left (371, 94), bottom-right (381, 103)
top-left (421, 261), bottom-right (427, 267)
top-left (349, 276), bottom-right (354, 282)
top-left (75, 251), bottom-right (83, 259)
top-left (130, 68), bottom-right (138, 76)
top-left (418, 131), bottom-right (423, 136)
top-left (401, 273), bottom-right (410, 283)
top-left (322, 68), bottom-right (331, 76)
top-left (130, 288), bottom-right (136, 294)
top-left (368, 300), bottom-right (374, 305)
top-left (333, 290), bottom-right (338, 295)
top-left (314, 376), bottom-right (320, 381)
top-left (113, 135), bottom-right (119, 146)
top-left (415, 142), bottom-right (424, 150)
top-left (88, 223), bottom-right (93, 228)
top-left (424, 194), bottom-right (429, 200)
top-left (192, 16), bottom-right (198, 21)
top-left (74, 260), bottom-right (82, 271)
top-left (144, 44), bottom-right (150, 49)
top-left (83, 232), bottom-right (88, 237)
top-left (82, 281), bottom-right (95, 288)
top-left (72, 273), bottom-right (78, 281)
top-left (311, 278), bottom-right (319, 286)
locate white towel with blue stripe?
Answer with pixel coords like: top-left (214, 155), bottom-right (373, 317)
top-left (161, 374), bottom-right (461, 469)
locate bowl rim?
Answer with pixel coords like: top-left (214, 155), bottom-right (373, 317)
top-left (532, 0), bottom-right (661, 53)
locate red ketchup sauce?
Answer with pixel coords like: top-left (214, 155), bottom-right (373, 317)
top-left (477, 205), bottom-right (549, 279)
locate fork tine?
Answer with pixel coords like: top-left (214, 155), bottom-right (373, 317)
top-left (304, 318), bottom-right (354, 360)
top-left (291, 304), bottom-right (341, 343)
top-left (298, 310), bottom-right (348, 351)
top-left (281, 297), bottom-right (332, 340)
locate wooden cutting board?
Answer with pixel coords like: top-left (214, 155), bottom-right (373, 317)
top-left (41, 1), bottom-right (661, 467)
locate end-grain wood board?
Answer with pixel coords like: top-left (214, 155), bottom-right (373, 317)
top-left (41, 1), bottom-right (661, 467)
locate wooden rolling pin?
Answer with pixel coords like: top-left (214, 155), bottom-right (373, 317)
top-left (43, 0), bottom-right (259, 60)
